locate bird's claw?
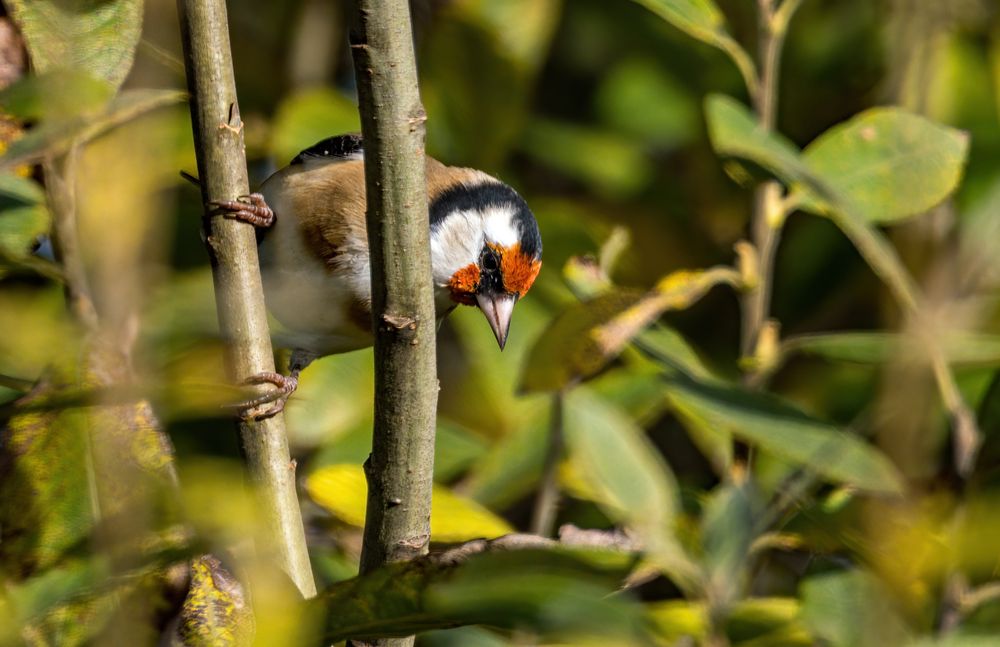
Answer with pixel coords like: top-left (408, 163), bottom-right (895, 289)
top-left (233, 371), bottom-right (298, 421)
top-left (209, 193), bottom-right (275, 228)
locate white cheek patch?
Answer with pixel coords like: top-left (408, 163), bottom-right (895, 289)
top-left (430, 203), bottom-right (520, 287)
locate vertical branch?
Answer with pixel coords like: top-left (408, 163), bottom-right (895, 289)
top-left (531, 391), bottom-right (565, 537)
top-left (349, 0), bottom-right (437, 608)
top-left (44, 150), bottom-right (98, 331)
top-left (176, 0), bottom-right (316, 598)
top-left (740, 0), bottom-right (800, 363)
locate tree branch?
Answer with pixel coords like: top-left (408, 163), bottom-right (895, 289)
top-left (176, 0), bottom-right (316, 598)
top-left (348, 2), bottom-right (438, 645)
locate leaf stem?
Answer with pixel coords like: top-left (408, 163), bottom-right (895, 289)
top-left (531, 390), bottom-right (565, 537)
top-left (44, 149), bottom-right (98, 331)
top-left (740, 0), bottom-right (802, 363)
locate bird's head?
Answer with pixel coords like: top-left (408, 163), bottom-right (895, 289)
top-left (429, 177), bottom-right (542, 349)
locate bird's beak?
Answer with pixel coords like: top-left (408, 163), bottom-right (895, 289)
top-left (476, 293), bottom-right (516, 350)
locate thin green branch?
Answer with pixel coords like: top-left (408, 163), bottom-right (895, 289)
top-left (349, 1), bottom-right (438, 644)
top-left (176, 0), bottom-right (316, 597)
top-left (531, 391), bottom-right (565, 537)
top-left (740, 0), bottom-right (804, 365)
top-left (44, 148), bottom-right (98, 330)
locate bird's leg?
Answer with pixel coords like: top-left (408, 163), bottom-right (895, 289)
top-left (209, 192), bottom-right (275, 228)
top-left (235, 349), bottom-right (317, 421)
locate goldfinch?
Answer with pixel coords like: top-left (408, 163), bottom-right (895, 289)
top-left (212, 134), bottom-right (542, 417)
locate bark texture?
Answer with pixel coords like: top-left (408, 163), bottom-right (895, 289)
top-left (177, 0), bottom-right (316, 598)
top-left (349, 3), bottom-right (438, 641)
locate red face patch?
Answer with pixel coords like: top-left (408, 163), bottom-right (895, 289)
top-left (499, 243), bottom-right (541, 297)
top-left (448, 263), bottom-right (480, 305)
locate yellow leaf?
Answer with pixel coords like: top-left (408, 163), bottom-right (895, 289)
top-left (306, 464), bottom-right (513, 542)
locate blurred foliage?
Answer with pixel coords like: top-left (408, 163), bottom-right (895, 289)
top-left (3, 0), bottom-right (1000, 645)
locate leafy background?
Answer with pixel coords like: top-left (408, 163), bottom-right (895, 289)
top-left (3, 0), bottom-right (1000, 645)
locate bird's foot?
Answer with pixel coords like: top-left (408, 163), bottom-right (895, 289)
top-left (209, 193), bottom-right (275, 228)
top-left (234, 371), bottom-right (298, 421)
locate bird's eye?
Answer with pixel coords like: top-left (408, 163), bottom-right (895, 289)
top-left (481, 250), bottom-right (499, 271)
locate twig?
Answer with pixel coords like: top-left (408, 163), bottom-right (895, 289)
top-left (531, 390), bottom-right (565, 537)
top-left (44, 149), bottom-right (98, 330)
top-left (740, 0), bottom-right (800, 364)
top-left (176, 0), bottom-right (316, 597)
top-left (348, 1), bottom-right (438, 645)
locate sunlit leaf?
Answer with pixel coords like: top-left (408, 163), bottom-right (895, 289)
top-left (8, 0), bottom-right (143, 88)
top-left (0, 89), bottom-right (186, 169)
top-left (520, 266), bottom-right (739, 392)
top-left (704, 93), bottom-right (926, 310)
top-left (646, 600), bottom-right (707, 644)
top-left (800, 108), bottom-right (969, 223)
top-left (784, 332), bottom-right (1000, 368)
top-left (629, 0), bottom-right (727, 44)
top-left (320, 548), bottom-right (644, 642)
top-left (800, 570), bottom-right (910, 647)
top-left (704, 95), bottom-right (976, 468)
top-left (563, 255), bottom-right (613, 299)
top-left (628, 0), bottom-right (754, 93)
top-left (306, 464), bottom-right (513, 542)
top-left (726, 597), bottom-right (806, 644)
top-left (663, 376), bottom-right (905, 494)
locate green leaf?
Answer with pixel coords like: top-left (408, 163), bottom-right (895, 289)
top-left (0, 89), bottom-right (186, 169)
top-left (801, 108), bottom-right (969, 223)
top-left (0, 558), bottom-right (109, 645)
top-left (0, 70), bottom-right (113, 121)
top-left (629, 0), bottom-right (755, 93)
top-left (704, 94), bottom-right (808, 188)
top-left (630, 0), bottom-right (727, 43)
top-left (646, 600), bottom-right (707, 644)
top-left (520, 266), bottom-right (738, 392)
top-left (0, 174), bottom-right (49, 264)
top-left (701, 483), bottom-right (755, 607)
top-left (1, 379), bottom-right (94, 572)
top-left (8, 0), bottom-right (143, 89)
top-left (784, 332), bottom-right (1000, 368)
top-left (564, 389), bottom-right (697, 585)
top-left (663, 376), bottom-right (905, 494)
top-left (726, 597), bottom-right (807, 644)
top-left (319, 549), bottom-right (644, 642)
top-left (800, 570), bottom-right (910, 647)
top-left (635, 325), bottom-right (717, 381)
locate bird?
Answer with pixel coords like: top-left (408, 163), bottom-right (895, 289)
top-left (209, 133), bottom-right (542, 418)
